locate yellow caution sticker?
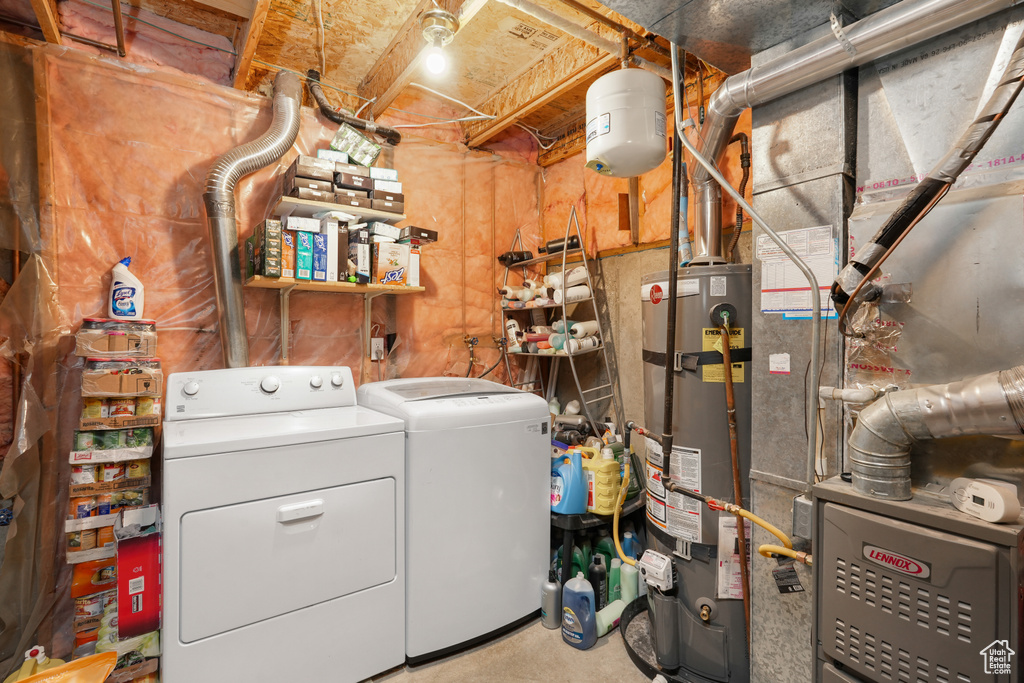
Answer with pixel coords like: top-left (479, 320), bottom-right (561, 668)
top-left (702, 327), bottom-right (745, 383)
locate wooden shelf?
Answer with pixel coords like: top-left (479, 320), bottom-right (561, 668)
top-left (245, 276), bottom-right (425, 295)
top-left (271, 195), bottom-right (406, 224)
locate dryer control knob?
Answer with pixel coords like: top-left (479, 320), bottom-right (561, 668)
top-left (183, 381), bottom-right (200, 396)
top-left (331, 373), bottom-right (344, 388)
top-left (310, 375), bottom-right (323, 389)
top-left (260, 376), bottom-right (281, 394)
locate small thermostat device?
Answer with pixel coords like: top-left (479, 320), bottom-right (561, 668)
top-left (638, 549), bottom-right (674, 592)
top-left (949, 477), bottom-right (1021, 523)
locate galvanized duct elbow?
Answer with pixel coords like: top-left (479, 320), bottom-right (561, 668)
top-left (203, 70), bottom-right (302, 368)
top-left (849, 366), bottom-right (1024, 500)
top-left (689, 0), bottom-right (1019, 264)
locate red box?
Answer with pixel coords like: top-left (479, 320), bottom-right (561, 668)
top-left (117, 532), bottom-right (161, 638)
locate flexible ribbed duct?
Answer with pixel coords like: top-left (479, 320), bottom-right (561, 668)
top-left (849, 366), bottom-right (1024, 500)
top-left (203, 71), bottom-right (302, 368)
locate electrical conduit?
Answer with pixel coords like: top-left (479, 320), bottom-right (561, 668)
top-left (204, 70), bottom-right (302, 368)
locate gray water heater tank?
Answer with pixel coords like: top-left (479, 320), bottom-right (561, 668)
top-left (640, 263), bottom-right (752, 682)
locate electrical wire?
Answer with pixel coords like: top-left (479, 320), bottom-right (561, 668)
top-left (391, 116), bottom-right (494, 128)
top-left (409, 82), bottom-right (495, 118)
top-left (354, 97), bottom-right (376, 118)
top-left (515, 123), bottom-right (557, 149)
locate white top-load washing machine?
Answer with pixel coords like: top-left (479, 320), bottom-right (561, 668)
top-left (357, 378), bottom-right (550, 662)
top-left (162, 366), bottom-right (405, 683)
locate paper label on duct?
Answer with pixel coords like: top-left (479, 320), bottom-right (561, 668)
top-left (769, 353), bottom-right (791, 374)
top-left (757, 225), bottom-right (837, 318)
top-left (701, 328), bottom-right (745, 383)
top-left (716, 515), bottom-right (751, 600)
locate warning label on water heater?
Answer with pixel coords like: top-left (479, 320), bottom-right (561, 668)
top-left (702, 327), bottom-right (745, 383)
top-left (646, 439), bottom-right (702, 543)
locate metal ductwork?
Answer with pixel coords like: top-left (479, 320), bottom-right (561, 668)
top-left (849, 366), bottom-right (1024, 500)
top-left (688, 0), bottom-right (1020, 264)
top-left (203, 71), bottom-right (302, 368)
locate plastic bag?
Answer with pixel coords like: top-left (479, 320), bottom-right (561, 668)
top-left (16, 652), bottom-right (117, 683)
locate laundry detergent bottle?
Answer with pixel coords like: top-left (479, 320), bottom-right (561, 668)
top-left (108, 257), bottom-right (144, 320)
top-left (561, 572), bottom-right (597, 650)
top-left (551, 449), bottom-right (587, 514)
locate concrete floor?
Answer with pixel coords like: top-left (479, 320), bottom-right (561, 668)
top-left (371, 619), bottom-right (651, 683)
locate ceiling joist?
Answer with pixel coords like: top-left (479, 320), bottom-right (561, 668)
top-left (358, 0), bottom-right (486, 119)
top-left (29, 0), bottom-right (61, 44)
top-left (232, 0), bottom-right (270, 89)
top-left (464, 27), bottom-right (620, 148)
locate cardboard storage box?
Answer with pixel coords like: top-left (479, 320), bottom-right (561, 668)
top-left (373, 179), bottom-right (403, 194)
top-left (335, 172), bottom-right (372, 191)
top-left (82, 360), bottom-right (163, 397)
top-left (335, 162), bottom-right (370, 177)
top-left (373, 242), bottom-right (411, 286)
top-left (370, 189), bottom-right (404, 202)
top-left (288, 187), bottom-right (335, 203)
top-left (336, 196), bottom-right (372, 210)
top-left (369, 167), bottom-right (399, 181)
top-left (115, 506), bottom-right (162, 639)
top-left (282, 171), bottom-right (333, 194)
top-left (399, 226), bottom-right (438, 243)
top-left (284, 216), bottom-right (321, 233)
top-left (348, 226), bottom-right (371, 284)
top-left (317, 149), bottom-right (349, 164)
top-left (335, 188), bottom-right (369, 199)
top-left (288, 154), bottom-right (335, 182)
top-left (368, 222), bottom-right (402, 240)
top-left (371, 199), bottom-right (405, 213)
top-left (76, 320), bottom-right (158, 358)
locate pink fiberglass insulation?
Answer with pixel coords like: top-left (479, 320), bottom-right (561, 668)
top-left (0, 0), bottom-right (38, 25)
top-left (59, 0), bottom-right (234, 85)
top-left (39, 46), bottom-right (541, 390)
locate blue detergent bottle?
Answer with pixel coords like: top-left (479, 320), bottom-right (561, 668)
top-left (561, 572), bottom-right (597, 650)
top-left (551, 450), bottom-right (587, 515)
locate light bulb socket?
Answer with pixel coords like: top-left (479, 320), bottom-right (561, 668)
top-left (421, 7), bottom-right (459, 48)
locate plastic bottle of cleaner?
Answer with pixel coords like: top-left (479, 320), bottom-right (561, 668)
top-left (596, 599), bottom-right (627, 637)
top-left (588, 554), bottom-right (608, 611)
top-left (561, 572), bottom-right (597, 650)
top-left (620, 562), bottom-right (639, 604)
top-left (582, 448), bottom-right (621, 515)
top-left (553, 544), bottom-right (587, 577)
top-left (108, 257), bottom-right (144, 320)
top-left (541, 570), bottom-right (561, 629)
top-left (551, 450), bottom-right (587, 514)
top-left (609, 557), bottom-right (622, 603)
top-left (595, 529), bottom-right (616, 573)
top-left (622, 531), bottom-right (637, 560)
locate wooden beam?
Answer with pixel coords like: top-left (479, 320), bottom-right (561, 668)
top-left (193, 0), bottom-right (252, 19)
top-left (538, 117), bottom-right (586, 167)
top-left (28, 0), bottom-right (60, 44)
top-left (359, 0), bottom-right (486, 119)
top-left (465, 32), bottom-right (618, 148)
top-left (232, 0), bottom-right (269, 89)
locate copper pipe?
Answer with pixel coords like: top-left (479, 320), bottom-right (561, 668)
top-left (110, 0), bottom-right (126, 57)
top-left (65, 33), bottom-right (120, 53)
top-left (554, 0), bottom-right (669, 57)
top-left (720, 324), bottom-right (751, 647)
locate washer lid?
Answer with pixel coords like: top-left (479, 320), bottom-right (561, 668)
top-left (357, 378), bottom-right (548, 431)
top-left (163, 406), bottom-right (404, 459)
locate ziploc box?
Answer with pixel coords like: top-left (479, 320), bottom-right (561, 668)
top-left (282, 230), bottom-right (297, 278)
top-left (373, 242), bottom-right (410, 286)
top-left (296, 230), bottom-right (314, 280)
top-left (348, 225), bottom-right (371, 284)
top-left (312, 231), bottom-right (328, 282)
top-left (323, 220), bottom-right (340, 282)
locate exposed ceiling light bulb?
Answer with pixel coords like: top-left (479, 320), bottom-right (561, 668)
top-left (425, 46), bottom-right (447, 74)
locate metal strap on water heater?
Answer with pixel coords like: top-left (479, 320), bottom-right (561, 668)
top-left (641, 348), bottom-right (753, 372)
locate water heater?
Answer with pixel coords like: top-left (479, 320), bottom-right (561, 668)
top-left (640, 264), bottom-right (753, 682)
top-left (585, 68), bottom-right (667, 177)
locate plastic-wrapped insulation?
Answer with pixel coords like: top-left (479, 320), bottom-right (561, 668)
top-left (832, 30), bottom-right (1024, 312)
top-left (306, 70), bottom-right (402, 146)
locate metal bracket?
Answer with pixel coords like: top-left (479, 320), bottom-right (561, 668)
top-left (830, 4), bottom-right (857, 57)
top-left (279, 285), bottom-right (297, 365)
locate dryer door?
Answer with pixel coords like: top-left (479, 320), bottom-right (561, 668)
top-left (178, 477), bottom-right (396, 643)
